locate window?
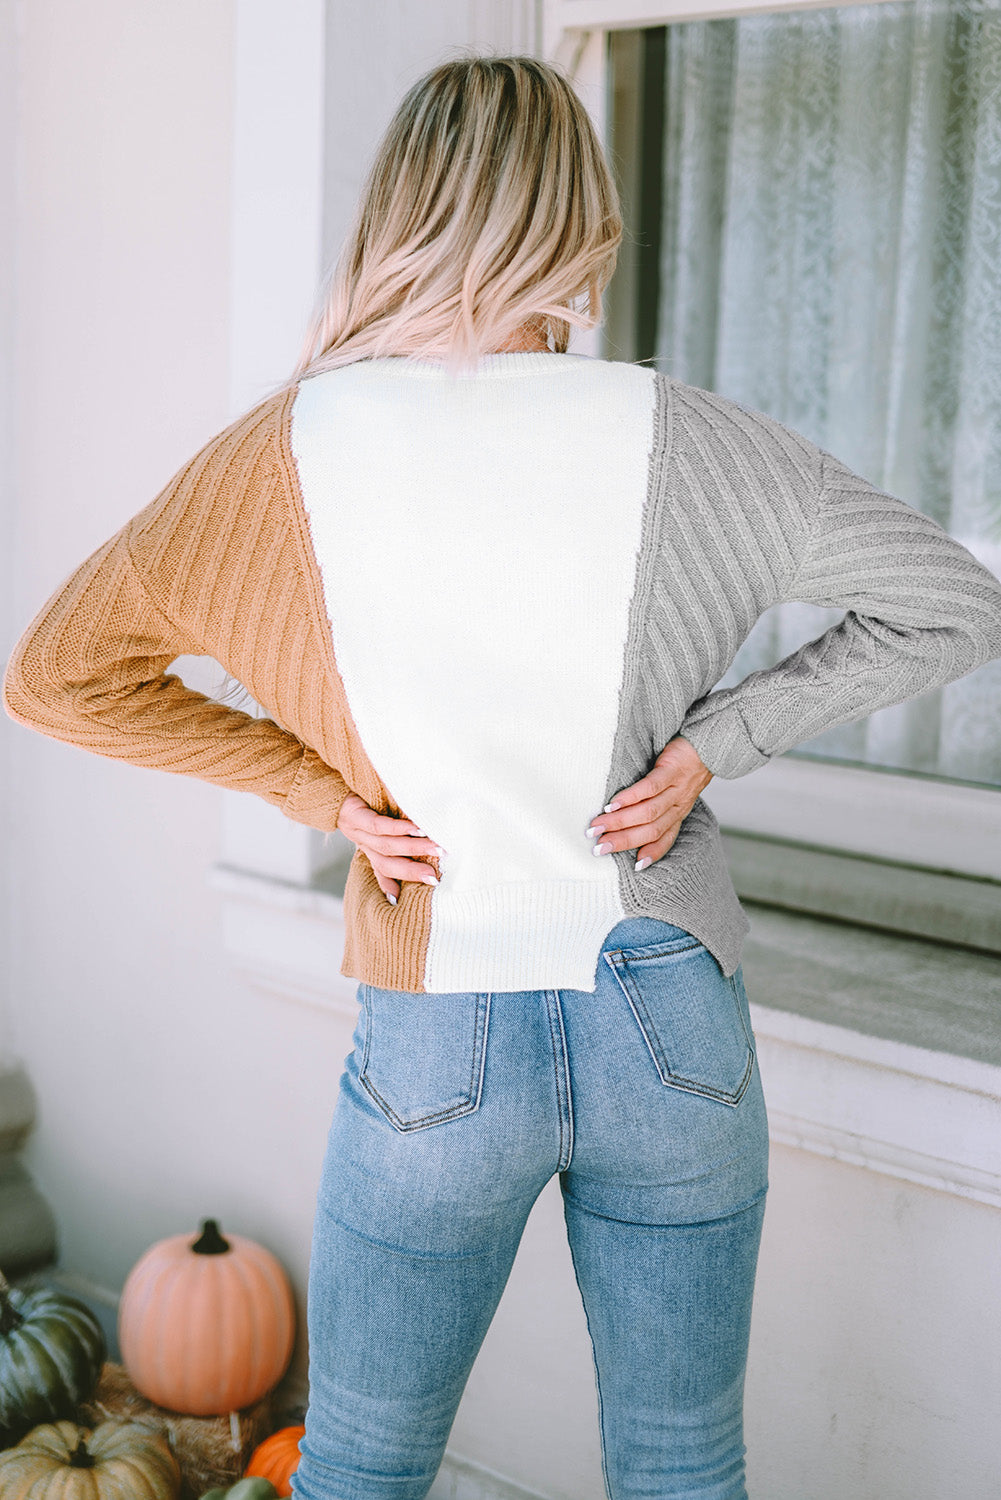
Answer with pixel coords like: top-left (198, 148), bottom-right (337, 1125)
top-left (605, 0), bottom-right (1001, 791)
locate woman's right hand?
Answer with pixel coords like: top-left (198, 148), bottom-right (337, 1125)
top-left (336, 792), bottom-right (446, 905)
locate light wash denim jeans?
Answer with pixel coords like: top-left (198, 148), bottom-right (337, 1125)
top-left (291, 916), bottom-right (769, 1500)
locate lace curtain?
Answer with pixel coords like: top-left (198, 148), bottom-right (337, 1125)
top-left (655, 0), bottom-right (1001, 787)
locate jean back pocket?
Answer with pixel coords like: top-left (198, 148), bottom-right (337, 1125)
top-left (603, 935), bottom-right (754, 1107)
top-left (358, 985), bottom-right (491, 1132)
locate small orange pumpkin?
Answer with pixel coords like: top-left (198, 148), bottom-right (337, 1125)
top-left (244, 1425), bottom-right (305, 1497)
top-left (118, 1219), bottom-right (295, 1416)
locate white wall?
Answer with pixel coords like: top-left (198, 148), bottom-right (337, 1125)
top-left (3, 6), bottom-right (1000, 1500)
top-left (0, 0), bottom-right (18, 1065)
top-left (2, 0), bottom-right (341, 1384)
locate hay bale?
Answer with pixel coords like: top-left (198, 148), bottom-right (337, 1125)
top-left (78, 1362), bottom-right (274, 1499)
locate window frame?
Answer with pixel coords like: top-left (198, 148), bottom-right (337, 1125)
top-left (545, 0), bottom-right (1001, 880)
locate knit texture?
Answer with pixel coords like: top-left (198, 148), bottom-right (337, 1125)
top-left (5, 354), bottom-right (1001, 991)
top-left (288, 353), bottom-right (658, 990)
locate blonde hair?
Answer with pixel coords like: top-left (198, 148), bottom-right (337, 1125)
top-left (287, 52), bottom-right (622, 381)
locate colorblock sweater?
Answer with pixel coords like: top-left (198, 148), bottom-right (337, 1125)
top-left (6, 352), bottom-right (1001, 992)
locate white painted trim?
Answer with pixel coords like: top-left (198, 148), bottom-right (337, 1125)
top-left (209, 864), bottom-right (361, 1019)
top-left (702, 757), bottom-right (1001, 882)
top-left (542, 26), bottom-right (608, 359)
top-left (751, 1004), bottom-right (1001, 1208)
top-left (545, 0), bottom-right (900, 42)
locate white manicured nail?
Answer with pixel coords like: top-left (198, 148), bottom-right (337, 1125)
top-left (635, 857), bottom-right (652, 872)
top-left (586, 826), bottom-right (605, 839)
top-left (592, 842), bottom-right (612, 857)
top-left (422, 874), bottom-right (439, 886)
top-left (604, 801), bottom-right (621, 813)
top-left (385, 892), bottom-right (398, 905)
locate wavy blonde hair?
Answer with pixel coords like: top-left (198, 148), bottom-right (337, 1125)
top-left (287, 52), bottom-right (622, 381)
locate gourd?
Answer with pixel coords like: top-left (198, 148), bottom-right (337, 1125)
top-left (118, 1218), bottom-right (295, 1416)
top-left (0, 1268), bottom-right (107, 1446)
top-left (244, 1425), bottom-right (306, 1497)
top-left (0, 1417), bottom-right (180, 1499)
top-left (200, 1482), bottom-right (278, 1500)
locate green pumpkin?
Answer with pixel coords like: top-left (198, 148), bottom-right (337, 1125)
top-left (0, 1269), bottom-right (107, 1446)
top-left (200, 1481), bottom-right (278, 1500)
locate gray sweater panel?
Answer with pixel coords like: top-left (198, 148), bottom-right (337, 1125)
top-left (606, 373), bottom-right (1001, 977)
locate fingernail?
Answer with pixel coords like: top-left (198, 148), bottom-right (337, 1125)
top-left (592, 842), bottom-right (612, 857)
top-left (422, 874), bottom-right (439, 886)
top-left (410, 828), bottom-right (430, 837)
top-left (586, 825), bottom-right (605, 839)
top-left (635, 857), bottom-right (652, 872)
top-left (604, 801), bottom-right (621, 813)
top-left (433, 845), bottom-right (447, 857)
top-left (385, 892), bottom-right (398, 905)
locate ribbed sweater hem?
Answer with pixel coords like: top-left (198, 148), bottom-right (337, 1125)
top-left (423, 878), bottom-right (627, 993)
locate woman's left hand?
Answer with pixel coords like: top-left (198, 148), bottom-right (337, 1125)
top-left (586, 736), bottom-right (713, 870)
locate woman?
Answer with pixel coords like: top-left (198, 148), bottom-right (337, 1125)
top-left (5, 52), bottom-right (1001, 1500)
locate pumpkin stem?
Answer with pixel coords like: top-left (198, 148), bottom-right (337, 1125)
top-left (0, 1271), bottom-right (23, 1334)
top-left (192, 1218), bottom-right (231, 1255)
top-left (69, 1434), bottom-right (96, 1467)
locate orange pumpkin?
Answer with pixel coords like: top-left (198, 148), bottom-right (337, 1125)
top-left (118, 1219), bottom-right (295, 1416)
top-left (244, 1425), bottom-right (305, 1497)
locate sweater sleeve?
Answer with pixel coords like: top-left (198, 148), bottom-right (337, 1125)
top-left (2, 441), bottom-right (352, 835)
top-left (677, 448), bottom-right (1001, 779)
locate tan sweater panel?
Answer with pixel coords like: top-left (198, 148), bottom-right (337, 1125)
top-left (3, 387), bottom-right (433, 991)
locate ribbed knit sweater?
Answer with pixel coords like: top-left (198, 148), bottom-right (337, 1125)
top-left (6, 352), bottom-right (1001, 991)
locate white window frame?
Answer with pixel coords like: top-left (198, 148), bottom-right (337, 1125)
top-left (545, 0), bottom-right (1001, 883)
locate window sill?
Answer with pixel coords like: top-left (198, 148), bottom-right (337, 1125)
top-left (723, 829), bottom-right (1001, 959)
top-left (739, 901), bottom-right (1001, 1208)
top-left (209, 863), bottom-right (360, 1017)
top-left (738, 899), bottom-right (1001, 1068)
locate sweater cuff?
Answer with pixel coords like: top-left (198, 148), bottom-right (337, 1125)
top-left (677, 701), bottom-right (772, 780)
top-left (284, 747), bottom-right (353, 832)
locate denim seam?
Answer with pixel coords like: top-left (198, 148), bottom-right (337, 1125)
top-left (603, 935), bottom-right (703, 961)
top-left (317, 1205), bottom-right (503, 1260)
top-left (728, 970), bottom-right (758, 1058)
top-left (359, 1076), bottom-right (479, 1131)
top-left (554, 991), bottom-right (574, 1171)
top-left (544, 990), bottom-right (574, 1171)
top-left (561, 1182), bottom-right (771, 1231)
top-left (562, 1197), bottom-right (613, 1500)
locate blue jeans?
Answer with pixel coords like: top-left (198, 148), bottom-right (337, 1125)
top-left (291, 917), bottom-right (770, 1500)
